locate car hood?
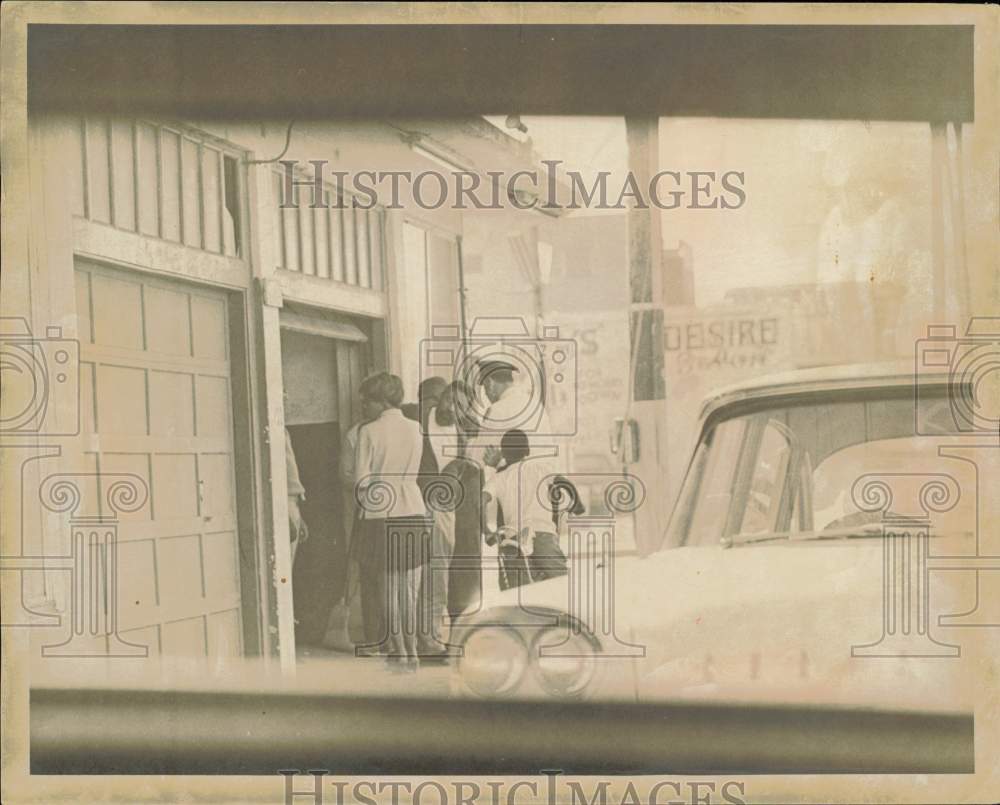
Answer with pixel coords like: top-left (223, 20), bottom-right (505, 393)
top-left (461, 539), bottom-right (975, 710)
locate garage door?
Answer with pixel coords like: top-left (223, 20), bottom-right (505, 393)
top-left (74, 260), bottom-right (243, 660)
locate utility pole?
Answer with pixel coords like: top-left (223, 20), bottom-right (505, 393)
top-left (624, 117), bottom-right (670, 554)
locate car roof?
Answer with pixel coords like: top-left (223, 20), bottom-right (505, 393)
top-left (697, 360), bottom-right (952, 422)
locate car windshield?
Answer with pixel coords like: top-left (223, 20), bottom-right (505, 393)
top-left (669, 386), bottom-right (974, 547)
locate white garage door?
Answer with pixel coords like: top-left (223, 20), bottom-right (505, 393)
top-left (75, 260), bottom-right (243, 659)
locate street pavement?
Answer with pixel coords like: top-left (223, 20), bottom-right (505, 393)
top-left (296, 644), bottom-right (454, 696)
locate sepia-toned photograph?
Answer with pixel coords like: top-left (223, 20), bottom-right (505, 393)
top-left (1, 3), bottom-right (998, 803)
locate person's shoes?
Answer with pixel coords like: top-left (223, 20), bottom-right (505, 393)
top-left (417, 650), bottom-right (450, 666)
top-left (385, 656), bottom-right (421, 674)
top-left (385, 655), bottom-right (418, 674)
top-left (355, 645), bottom-right (387, 658)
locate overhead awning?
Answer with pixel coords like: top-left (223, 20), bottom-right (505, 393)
top-left (278, 309), bottom-right (368, 343)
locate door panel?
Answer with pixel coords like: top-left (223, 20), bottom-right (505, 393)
top-left (75, 261), bottom-right (243, 659)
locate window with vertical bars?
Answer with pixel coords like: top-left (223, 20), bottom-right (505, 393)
top-left (68, 117), bottom-right (243, 258)
top-left (271, 170), bottom-right (385, 292)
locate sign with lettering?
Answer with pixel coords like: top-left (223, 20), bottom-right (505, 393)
top-left (664, 312), bottom-right (785, 376)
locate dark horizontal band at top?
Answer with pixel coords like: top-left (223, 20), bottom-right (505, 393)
top-left (27, 24), bottom-right (974, 122)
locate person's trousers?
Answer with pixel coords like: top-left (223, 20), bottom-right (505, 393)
top-left (357, 517), bottom-right (430, 661)
top-left (418, 509), bottom-right (455, 654)
top-left (387, 564), bottom-right (423, 661)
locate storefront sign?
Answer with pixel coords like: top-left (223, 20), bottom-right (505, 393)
top-left (664, 312), bottom-right (785, 376)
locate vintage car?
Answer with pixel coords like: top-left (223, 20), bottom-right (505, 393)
top-left (448, 362), bottom-right (985, 708)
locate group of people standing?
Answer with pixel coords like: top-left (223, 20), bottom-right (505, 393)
top-left (288, 359), bottom-right (578, 673)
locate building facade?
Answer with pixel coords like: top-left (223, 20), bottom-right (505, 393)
top-left (9, 113), bottom-right (548, 670)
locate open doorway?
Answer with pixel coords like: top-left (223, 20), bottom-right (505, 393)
top-left (279, 308), bottom-right (375, 648)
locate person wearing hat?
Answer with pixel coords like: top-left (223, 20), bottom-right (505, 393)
top-left (470, 358), bottom-right (556, 467)
top-left (477, 359), bottom-right (526, 421)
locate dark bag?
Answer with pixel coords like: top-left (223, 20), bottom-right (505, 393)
top-left (497, 531), bottom-right (533, 591)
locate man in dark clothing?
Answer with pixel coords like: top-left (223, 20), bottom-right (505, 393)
top-left (402, 376), bottom-right (449, 429)
top-left (415, 380), bottom-right (483, 658)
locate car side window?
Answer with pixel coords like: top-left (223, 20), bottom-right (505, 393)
top-left (685, 417), bottom-right (747, 545)
top-left (738, 419), bottom-right (793, 535)
top-left (788, 450), bottom-right (813, 533)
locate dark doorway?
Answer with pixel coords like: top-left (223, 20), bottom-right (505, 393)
top-left (280, 312), bottom-right (376, 649)
top-left (287, 422), bottom-right (347, 644)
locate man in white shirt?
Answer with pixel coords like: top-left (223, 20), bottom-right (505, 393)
top-left (477, 360), bottom-right (552, 437)
top-left (466, 360), bottom-right (558, 477)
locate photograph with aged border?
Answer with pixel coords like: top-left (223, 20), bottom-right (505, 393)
top-left (2, 3), bottom-right (998, 804)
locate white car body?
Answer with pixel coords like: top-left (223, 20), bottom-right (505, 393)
top-left (450, 362), bottom-right (982, 710)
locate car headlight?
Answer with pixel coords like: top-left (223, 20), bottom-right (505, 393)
top-left (458, 627), bottom-right (528, 697)
top-left (531, 628), bottom-right (598, 698)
